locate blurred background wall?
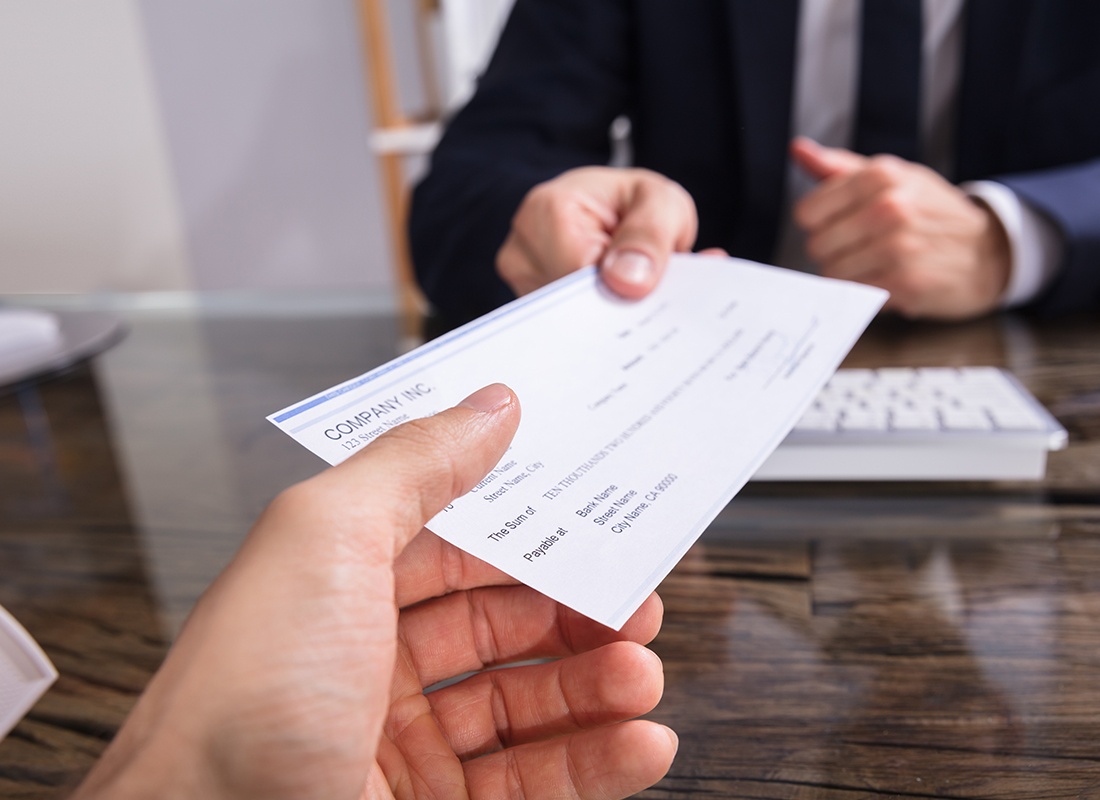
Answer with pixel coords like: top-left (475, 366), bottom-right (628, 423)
top-left (0, 0), bottom-right (433, 295)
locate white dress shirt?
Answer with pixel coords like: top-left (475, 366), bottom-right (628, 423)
top-left (776, 0), bottom-right (1063, 307)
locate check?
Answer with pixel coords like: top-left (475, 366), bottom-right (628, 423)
top-left (268, 255), bottom-right (886, 629)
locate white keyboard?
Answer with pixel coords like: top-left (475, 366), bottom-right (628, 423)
top-left (754, 367), bottom-right (1067, 481)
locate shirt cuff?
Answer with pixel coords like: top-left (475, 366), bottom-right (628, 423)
top-left (961, 180), bottom-right (1065, 308)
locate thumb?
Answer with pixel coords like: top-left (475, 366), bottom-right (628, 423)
top-left (319, 383), bottom-right (521, 558)
top-left (790, 136), bottom-right (867, 182)
top-left (600, 170), bottom-right (698, 299)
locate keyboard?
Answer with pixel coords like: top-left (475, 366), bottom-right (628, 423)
top-left (754, 367), bottom-right (1068, 481)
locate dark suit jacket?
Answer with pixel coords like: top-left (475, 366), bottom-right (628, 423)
top-left (410, 0), bottom-right (1100, 325)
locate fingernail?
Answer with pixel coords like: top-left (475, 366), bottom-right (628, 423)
top-left (457, 383), bottom-right (513, 413)
top-left (663, 725), bottom-right (679, 753)
top-left (603, 250), bottom-right (655, 286)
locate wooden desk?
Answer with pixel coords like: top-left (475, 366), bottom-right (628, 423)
top-left (2, 301), bottom-right (1099, 798)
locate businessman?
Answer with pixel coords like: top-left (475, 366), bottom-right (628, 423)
top-left (411, 0), bottom-right (1100, 327)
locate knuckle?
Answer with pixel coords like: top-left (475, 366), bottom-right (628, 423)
top-left (633, 168), bottom-right (690, 204)
top-left (383, 415), bottom-right (455, 461)
top-left (521, 184), bottom-right (562, 224)
top-left (390, 417), bottom-right (468, 499)
top-left (629, 170), bottom-right (698, 243)
top-left (267, 481), bottom-right (317, 520)
top-left (265, 479), bottom-right (360, 545)
top-left (868, 154), bottom-right (905, 179)
top-left (875, 190), bottom-right (910, 226)
top-left (892, 230), bottom-right (923, 260)
top-left (495, 239), bottom-right (522, 281)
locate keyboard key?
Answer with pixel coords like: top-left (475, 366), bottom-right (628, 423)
top-left (839, 409), bottom-right (889, 430)
top-left (989, 409), bottom-right (1046, 431)
top-left (914, 367), bottom-right (961, 385)
top-left (794, 412), bottom-right (838, 431)
top-left (874, 367), bottom-right (917, 386)
top-left (940, 408), bottom-right (993, 430)
top-left (827, 369), bottom-right (875, 389)
top-left (890, 410), bottom-right (939, 430)
top-left (956, 366), bottom-right (1003, 384)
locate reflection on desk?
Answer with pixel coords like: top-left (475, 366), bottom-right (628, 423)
top-left (0, 308), bottom-right (125, 390)
top-left (1, 298), bottom-right (1100, 798)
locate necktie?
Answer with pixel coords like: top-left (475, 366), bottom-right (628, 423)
top-left (853, 0), bottom-right (922, 161)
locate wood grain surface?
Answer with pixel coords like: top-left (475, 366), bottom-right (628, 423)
top-left (1, 307), bottom-right (1098, 798)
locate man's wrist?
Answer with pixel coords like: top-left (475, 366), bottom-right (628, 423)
top-left (969, 195), bottom-right (1012, 303)
top-left (962, 180), bottom-right (1065, 307)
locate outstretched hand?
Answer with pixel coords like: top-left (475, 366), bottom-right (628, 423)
top-left (498, 166), bottom-right (699, 300)
top-left (74, 384), bottom-right (676, 799)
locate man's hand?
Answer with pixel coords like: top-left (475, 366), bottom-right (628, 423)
top-left (791, 137), bottom-right (1011, 320)
top-left (74, 384), bottom-right (676, 800)
top-left (498, 166), bottom-right (698, 299)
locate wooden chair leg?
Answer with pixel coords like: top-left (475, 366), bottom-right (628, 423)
top-left (379, 152), bottom-right (426, 347)
top-left (358, 0), bottom-right (429, 347)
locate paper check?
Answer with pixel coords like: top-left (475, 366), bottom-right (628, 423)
top-left (269, 255), bottom-right (886, 629)
top-left (0, 604), bottom-right (57, 741)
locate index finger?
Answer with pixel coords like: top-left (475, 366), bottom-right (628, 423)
top-left (795, 154), bottom-right (905, 232)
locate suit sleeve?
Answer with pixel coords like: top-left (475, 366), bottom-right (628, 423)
top-left (997, 158), bottom-right (1100, 315)
top-left (408, 0), bottom-right (633, 327)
